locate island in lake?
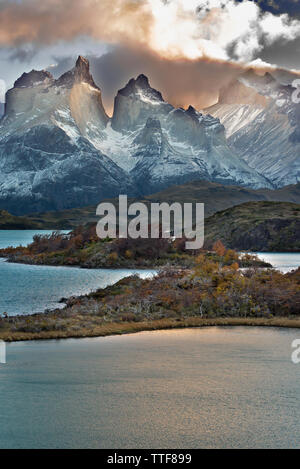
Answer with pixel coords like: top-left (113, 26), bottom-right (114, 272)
top-left (0, 221), bottom-right (299, 342)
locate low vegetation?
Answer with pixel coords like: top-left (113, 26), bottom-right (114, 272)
top-left (0, 226), bottom-right (271, 269)
top-left (0, 246), bottom-right (299, 342)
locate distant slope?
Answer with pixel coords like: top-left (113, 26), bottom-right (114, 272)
top-left (0, 207), bottom-right (99, 230)
top-left (0, 210), bottom-right (42, 229)
top-left (146, 181), bottom-right (300, 217)
top-left (1, 180), bottom-right (300, 229)
top-left (205, 202), bottom-right (300, 252)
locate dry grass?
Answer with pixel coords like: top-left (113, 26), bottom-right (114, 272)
top-left (1, 316), bottom-right (300, 343)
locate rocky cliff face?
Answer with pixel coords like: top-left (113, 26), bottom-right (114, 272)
top-left (111, 74), bottom-right (171, 132)
top-left (97, 72), bottom-right (270, 194)
top-left (0, 57), bottom-right (274, 214)
top-left (0, 57), bottom-right (133, 214)
top-left (208, 70), bottom-right (300, 188)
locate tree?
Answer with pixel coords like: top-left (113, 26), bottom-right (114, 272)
top-left (213, 240), bottom-right (226, 257)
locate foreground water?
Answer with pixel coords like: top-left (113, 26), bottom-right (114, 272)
top-left (0, 231), bottom-right (155, 315)
top-left (0, 327), bottom-right (300, 449)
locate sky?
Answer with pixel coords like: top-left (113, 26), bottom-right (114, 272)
top-left (1, 0), bottom-right (300, 109)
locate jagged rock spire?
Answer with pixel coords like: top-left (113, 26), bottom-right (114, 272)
top-left (56, 55), bottom-right (99, 89)
top-left (74, 56), bottom-right (92, 83)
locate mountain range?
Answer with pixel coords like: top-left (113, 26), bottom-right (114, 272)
top-left (0, 56), bottom-right (299, 215)
top-left (208, 69), bottom-right (300, 188)
top-left (1, 180), bottom-right (299, 229)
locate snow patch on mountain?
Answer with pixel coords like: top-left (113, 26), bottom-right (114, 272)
top-left (0, 57), bottom-right (280, 214)
top-left (207, 72), bottom-right (300, 187)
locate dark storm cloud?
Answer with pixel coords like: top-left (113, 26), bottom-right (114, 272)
top-left (249, 0), bottom-right (300, 16)
top-left (260, 36), bottom-right (300, 69)
top-left (8, 46), bottom-right (37, 63)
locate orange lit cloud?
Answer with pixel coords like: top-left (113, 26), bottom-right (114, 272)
top-left (1, 0), bottom-right (300, 63)
top-left (1, 0), bottom-right (300, 112)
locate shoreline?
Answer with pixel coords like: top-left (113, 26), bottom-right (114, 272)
top-left (0, 253), bottom-right (273, 270)
top-left (2, 317), bottom-right (300, 343)
top-left (0, 255), bottom-right (160, 271)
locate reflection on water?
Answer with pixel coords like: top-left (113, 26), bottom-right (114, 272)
top-left (0, 327), bottom-right (300, 449)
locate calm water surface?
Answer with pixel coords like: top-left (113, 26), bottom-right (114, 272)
top-left (0, 327), bottom-right (300, 449)
top-left (0, 230), bottom-right (69, 249)
top-left (0, 232), bottom-right (300, 448)
top-left (255, 252), bottom-right (300, 273)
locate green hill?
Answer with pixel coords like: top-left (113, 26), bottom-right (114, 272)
top-left (205, 201), bottom-right (300, 252)
top-left (1, 181), bottom-right (300, 231)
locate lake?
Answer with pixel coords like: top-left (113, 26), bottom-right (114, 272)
top-left (0, 230), bottom-right (70, 249)
top-left (0, 327), bottom-right (300, 449)
top-left (255, 252), bottom-right (300, 273)
top-left (0, 231), bottom-right (300, 448)
top-left (0, 231), bottom-right (155, 315)
top-left (0, 231), bottom-right (299, 315)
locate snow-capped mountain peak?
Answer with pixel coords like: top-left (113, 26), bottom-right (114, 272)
top-left (0, 58), bottom-right (276, 214)
top-left (207, 69), bottom-right (300, 187)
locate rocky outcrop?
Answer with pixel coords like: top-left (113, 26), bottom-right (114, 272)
top-left (56, 55), bottom-right (99, 89)
top-left (106, 73), bottom-right (271, 191)
top-left (0, 124), bottom-right (134, 214)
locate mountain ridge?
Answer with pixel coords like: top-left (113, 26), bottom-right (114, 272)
top-left (0, 56), bottom-right (296, 215)
top-left (207, 69), bottom-right (300, 188)
top-left (1, 180), bottom-right (299, 229)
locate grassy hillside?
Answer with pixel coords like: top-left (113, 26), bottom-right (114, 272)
top-left (205, 201), bottom-right (300, 252)
top-left (0, 210), bottom-right (42, 229)
top-left (147, 181), bottom-right (300, 217)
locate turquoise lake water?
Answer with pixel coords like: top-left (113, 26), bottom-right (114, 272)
top-left (0, 231), bottom-right (155, 315)
top-left (0, 230), bottom-right (69, 249)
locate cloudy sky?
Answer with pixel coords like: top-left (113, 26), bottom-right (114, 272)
top-left (1, 0), bottom-right (300, 109)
